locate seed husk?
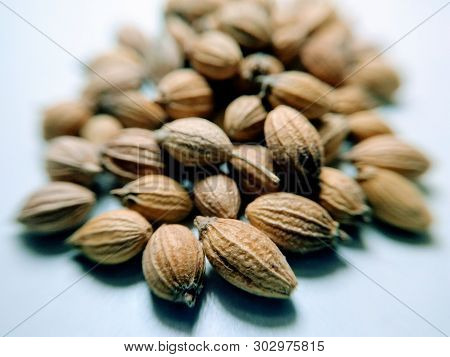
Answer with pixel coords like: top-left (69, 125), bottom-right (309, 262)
top-left (80, 114), bottom-right (123, 145)
top-left (347, 110), bottom-right (394, 142)
top-left (317, 113), bottom-right (350, 164)
top-left (193, 175), bottom-right (241, 218)
top-left (112, 175), bottom-right (193, 223)
top-left (194, 216), bottom-right (297, 298)
top-left (68, 209), bottom-right (152, 264)
top-left (239, 53), bottom-right (284, 84)
top-left (229, 144), bottom-right (279, 195)
top-left (154, 117), bottom-right (280, 185)
top-left (223, 95), bottom-right (267, 141)
top-left (217, 1), bottom-right (271, 50)
top-left (17, 182), bottom-right (95, 234)
top-left (264, 105), bottom-right (324, 182)
top-left (356, 166), bottom-right (431, 232)
top-left (262, 71), bottom-right (332, 118)
top-left (344, 134), bottom-right (430, 178)
top-left (142, 224), bottom-right (205, 307)
top-left (156, 68), bottom-right (214, 119)
top-left (190, 30), bottom-right (242, 80)
top-left (319, 167), bottom-right (370, 224)
top-left (329, 85), bottom-right (378, 115)
top-left (45, 136), bottom-right (102, 186)
top-left (100, 91), bottom-right (167, 130)
top-left (246, 192), bottom-right (347, 253)
top-left (42, 100), bottom-right (92, 140)
top-left (101, 128), bottom-right (163, 182)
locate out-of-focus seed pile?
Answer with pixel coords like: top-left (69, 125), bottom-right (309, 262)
top-left (18, 0), bottom-right (432, 307)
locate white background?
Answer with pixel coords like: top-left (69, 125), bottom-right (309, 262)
top-left (0, 0), bottom-right (449, 337)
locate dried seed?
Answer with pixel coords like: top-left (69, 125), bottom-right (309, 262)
top-left (165, 0), bottom-right (224, 21)
top-left (229, 144), bottom-right (279, 195)
top-left (347, 110), bottom-right (394, 142)
top-left (112, 175), bottom-right (193, 223)
top-left (356, 166), bottom-right (431, 232)
top-left (154, 117), bottom-right (280, 184)
top-left (239, 53), bottom-right (284, 84)
top-left (217, 1), bottom-right (271, 50)
top-left (45, 136), bottom-right (102, 186)
top-left (223, 95), bottom-right (267, 141)
top-left (193, 175), bottom-right (241, 218)
top-left (329, 85), bottom-right (378, 115)
top-left (17, 182), bottom-right (95, 233)
top-left (264, 105), bottom-right (324, 181)
top-left (142, 224), bottom-right (205, 307)
top-left (42, 100), bottom-right (92, 140)
top-left (68, 209), bottom-right (152, 264)
top-left (319, 167), bottom-right (370, 224)
top-left (156, 69), bottom-right (213, 119)
top-left (246, 192), bottom-right (347, 253)
top-left (166, 15), bottom-right (198, 55)
top-left (194, 216), bottom-right (297, 298)
top-left (317, 113), bottom-right (350, 164)
top-left (190, 31), bottom-right (242, 80)
top-left (80, 114), bottom-right (123, 145)
top-left (344, 134), bottom-right (430, 178)
top-left (101, 128), bottom-right (163, 182)
top-left (101, 91), bottom-right (166, 129)
top-left (262, 71), bottom-right (332, 118)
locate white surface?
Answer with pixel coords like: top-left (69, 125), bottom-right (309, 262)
top-left (0, 0), bottom-right (449, 337)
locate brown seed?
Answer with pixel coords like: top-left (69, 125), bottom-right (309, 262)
top-left (329, 85), bottom-right (378, 115)
top-left (156, 69), bottom-right (213, 119)
top-left (300, 21), bottom-right (354, 86)
top-left (68, 209), bottom-right (152, 264)
top-left (229, 145), bottom-right (279, 195)
top-left (80, 114), bottom-right (123, 145)
top-left (100, 91), bottom-right (166, 130)
top-left (142, 224), bottom-right (205, 307)
top-left (239, 53), bottom-right (284, 84)
top-left (190, 31), bottom-right (242, 80)
top-left (319, 167), bottom-right (370, 224)
top-left (246, 192), bottom-right (347, 253)
top-left (193, 175), bottom-right (241, 218)
top-left (194, 217), bottom-right (297, 298)
top-left (86, 48), bottom-right (143, 74)
top-left (154, 117), bottom-right (280, 184)
top-left (42, 100), bottom-right (92, 140)
top-left (346, 58), bottom-right (400, 100)
top-left (112, 175), bottom-right (193, 223)
top-left (264, 105), bottom-right (324, 181)
top-left (317, 113), bottom-right (350, 164)
top-left (356, 166), bottom-right (431, 232)
top-left (217, 1), bottom-right (271, 50)
top-left (116, 25), bottom-right (152, 59)
top-left (262, 71), bottom-right (332, 118)
top-left (344, 134), bottom-right (430, 178)
top-left (17, 182), bottom-right (95, 234)
top-left (347, 110), bottom-right (394, 142)
top-left (223, 95), bottom-right (267, 141)
top-left (45, 136), bottom-right (102, 186)
top-left (166, 15), bottom-right (198, 55)
top-left (165, 0), bottom-right (224, 21)
top-left (272, 1), bottom-right (336, 63)
top-left (101, 128), bottom-right (163, 182)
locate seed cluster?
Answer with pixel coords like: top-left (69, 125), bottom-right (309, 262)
top-left (17, 0), bottom-right (432, 307)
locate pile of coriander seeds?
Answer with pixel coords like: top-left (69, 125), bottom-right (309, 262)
top-left (18, 0), bottom-right (432, 306)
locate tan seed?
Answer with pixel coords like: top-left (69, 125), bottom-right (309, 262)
top-left (194, 217), bottom-right (297, 298)
top-left (347, 110), bottom-right (394, 142)
top-left (112, 175), bottom-right (193, 223)
top-left (80, 114), bottom-right (123, 145)
top-left (142, 224), bottom-right (205, 307)
top-left (68, 209), bottom-right (152, 264)
top-left (193, 175), bottom-right (241, 218)
top-left (317, 113), bottom-right (350, 164)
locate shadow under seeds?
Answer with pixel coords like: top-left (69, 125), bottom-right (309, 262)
top-left (339, 224), bottom-right (366, 250)
top-left (206, 269), bottom-right (297, 328)
top-left (373, 220), bottom-right (433, 246)
top-left (72, 253), bottom-right (144, 287)
top-left (18, 229), bottom-right (73, 256)
top-left (148, 289), bottom-right (204, 335)
top-left (286, 248), bottom-right (346, 279)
